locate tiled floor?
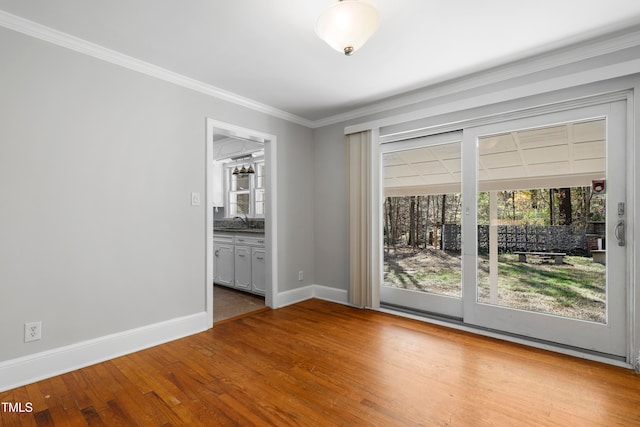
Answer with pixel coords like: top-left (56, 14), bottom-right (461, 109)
top-left (213, 285), bottom-right (267, 323)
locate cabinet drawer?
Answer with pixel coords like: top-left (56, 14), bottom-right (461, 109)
top-left (233, 235), bottom-right (265, 246)
top-left (213, 233), bottom-right (234, 244)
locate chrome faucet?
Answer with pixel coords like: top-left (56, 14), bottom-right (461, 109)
top-left (233, 214), bottom-right (250, 228)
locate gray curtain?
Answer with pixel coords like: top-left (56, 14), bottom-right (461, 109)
top-left (347, 130), bottom-right (380, 308)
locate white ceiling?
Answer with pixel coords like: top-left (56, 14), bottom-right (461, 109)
top-left (211, 136), bottom-right (264, 161)
top-left (2, 1), bottom-right (640, 124)
top-left (384, 119), bottom-right (605, 196)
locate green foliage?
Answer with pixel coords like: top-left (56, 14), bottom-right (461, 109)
top-left (384, 193), bottom-right (462, 248)
top-left (477, 186), bottom-right (605, 227)
top-left (385, 186), bottom-right (606, 248)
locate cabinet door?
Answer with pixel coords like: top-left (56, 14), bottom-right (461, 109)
top-left (214, 243), bottom-right (234, 287)
top-left (234, 245), bottom-right (252, 290)
top-left (251, 247), bottom-right (266, 295)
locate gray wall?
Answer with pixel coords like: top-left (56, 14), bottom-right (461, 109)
top-left (0, 27), bottom-right (314, 361)
top-left (312, 124), bottom-right (348, 290)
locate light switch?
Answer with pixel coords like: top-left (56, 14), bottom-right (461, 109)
top-left (191, 192), bottom-right (201, 206)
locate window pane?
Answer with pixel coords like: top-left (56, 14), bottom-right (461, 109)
top-left (256, 162), bottom-right (265, 189)
top-left (229, 193), bottom-right (250, 216)
top-left (383, 141), bottom-right (462, 297)
top-left (255, 189), bottom-right (265, 216)
top-left (232, 174), bottom-right (250, 191)
top-left (476, 119), bottom-right (606, 323)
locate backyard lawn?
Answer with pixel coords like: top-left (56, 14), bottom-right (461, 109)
top-left (384, 248), bottom-right (606, 323)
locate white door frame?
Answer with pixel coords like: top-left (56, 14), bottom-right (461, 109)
top-left (205, 118), bottom-right (278, 328)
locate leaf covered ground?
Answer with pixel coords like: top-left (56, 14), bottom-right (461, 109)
top-left (384, 247), bottom-right (606, 322)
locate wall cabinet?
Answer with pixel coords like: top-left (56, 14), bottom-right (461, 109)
top-left (213, 233), bottom-right (265, 295)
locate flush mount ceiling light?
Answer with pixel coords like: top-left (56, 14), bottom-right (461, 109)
top-left (315, 0), bottom-right (380, 56)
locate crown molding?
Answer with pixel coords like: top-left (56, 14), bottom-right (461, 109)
top-left (2, 9), bottom-right (640, 130)
top-left (0, 10), bottom-right (314, 128)
top-left (345, 58), bottom-right (640, 135)
top-left (314, 25), bottom-right (640, 128)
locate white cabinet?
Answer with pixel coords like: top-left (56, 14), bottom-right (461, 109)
top-left (234, 245), bottom-right (252, 291)
top-left (213, 239), bottom-right (234, 287)
top-left (213, 232), bottom-right (265, 295)
top-left (251, 247), bottom-right (266, 295)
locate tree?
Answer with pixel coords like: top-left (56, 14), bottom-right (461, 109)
top-left (440, 194), bottom-right (447, 249)
top-left (385, 197), bottom-right (394, 246)
top-left (549, 189), bottom-right (555, 225)
top-left (558, 188), bottom-right (573, 225)
top-left (408, 196), bottom-right (417, 247)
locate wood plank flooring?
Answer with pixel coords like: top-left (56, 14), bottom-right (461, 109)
top-left (213, 285), bottom-right (267, 324)
top-left (2, 299), bottom-right (639, 426)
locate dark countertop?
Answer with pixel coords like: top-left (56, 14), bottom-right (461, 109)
top-left (214, 227), bottom-right (265, 235)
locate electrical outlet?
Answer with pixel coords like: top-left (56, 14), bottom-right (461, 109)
top-left (24, 321), bottom-right (41, 342)
top-left (298, 271), bottom-right (304, 281)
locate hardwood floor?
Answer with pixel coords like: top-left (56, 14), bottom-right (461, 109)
top-left (2, 299), bottom-right (639, 426)
top-left (213, 285), bottom-right (267, 324)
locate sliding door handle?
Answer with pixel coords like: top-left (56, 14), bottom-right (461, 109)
top-left (615, 219), bottom-right (625, 247)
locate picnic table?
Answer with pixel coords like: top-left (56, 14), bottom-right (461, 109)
top-left (513, 251), bottom-right (566, 265)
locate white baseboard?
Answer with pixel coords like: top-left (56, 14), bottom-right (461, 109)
top-left (275, 285), bottom-right (314, 308)
top-left (275, 284), bottom-right (349, 308)
top-left (0, 312), bottom-right (209, 392)
top-left (312, 284), bottom-right (349, 305)
top-left (1, 285), bottom-right (350, 392)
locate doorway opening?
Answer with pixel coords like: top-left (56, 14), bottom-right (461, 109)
top-left (206, 119), bottom-right (278, 327)
top-left (213, 284), bottom-right (268, 324)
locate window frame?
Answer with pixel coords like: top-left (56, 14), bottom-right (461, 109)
top-left (225, 157), bottom-right (265, 218)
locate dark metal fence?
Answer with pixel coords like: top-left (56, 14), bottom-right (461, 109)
top-left (442, 224), bottom-right (587, 253)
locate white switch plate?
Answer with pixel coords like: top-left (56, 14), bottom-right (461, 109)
top-left (191, 192), bottom-right (201, 206)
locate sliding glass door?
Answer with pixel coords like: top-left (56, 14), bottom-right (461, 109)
top-left (379, 100), bottom-right (628, 358)
top-left (462, 102), bottom-right (627, 357)
top-left (380, 132), bottom-right (463, 318)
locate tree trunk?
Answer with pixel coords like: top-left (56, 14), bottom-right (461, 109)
top-left (558, 188), bottom-right (572, 225)
top-left (408, 196), bottom-right (416, 247)
top-left (395, 201), bottom-right (401, 245)
top-left (440, 194), bottom-right (447, 249)
top-left (385, 197), bottom-right (393, 246)
top-left (549, 189), bottom-right (555, 225)
top-left (425, 196), bottom-right (431, 246)
top-left (416, 196), bottom-right (422, 248)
